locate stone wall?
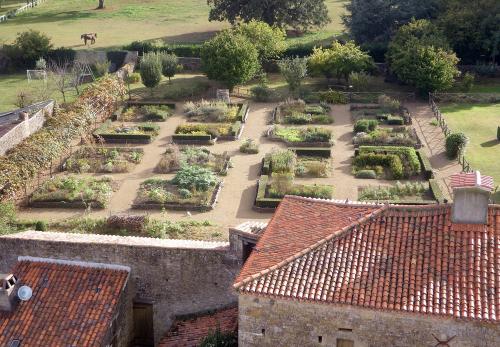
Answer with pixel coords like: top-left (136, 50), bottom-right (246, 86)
top-left (238, 295), bottom-right (500, 347)
top-left (0, 231), bottom-right (240, 345)
top-left (0, 101), bottom-right (54, 155)
top-left (178, 57), bottom-right (202, 71)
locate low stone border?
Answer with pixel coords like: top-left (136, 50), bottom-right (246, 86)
top-left (131, 181), bottom-right (224, 211)
top-left (28, 200), bottom-right (105, 209)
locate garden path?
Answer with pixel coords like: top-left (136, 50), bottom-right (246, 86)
top-left (407, 102), bottom-right (462, 201)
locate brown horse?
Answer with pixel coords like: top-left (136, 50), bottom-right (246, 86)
top-left (81, 33), bottom-right (97, 46)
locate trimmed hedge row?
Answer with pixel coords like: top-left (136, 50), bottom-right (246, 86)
top-left (417, 150), bottom-right (434, 179)
top-left (358, 146), bottom-right (421, 174)
top-left (255, 175), bottom-right (282, 209)
top-left (289, 147), bottom-right (331, 158)
top-left (238, 103), bottom-right (250, 123)
top-left (429, 179), bottom-right (446, 203)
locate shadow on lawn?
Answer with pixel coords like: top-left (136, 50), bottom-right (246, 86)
top-left (481, 139), bottom-right (500, 148)
top-left (11, 10), bottom-right (95, 24)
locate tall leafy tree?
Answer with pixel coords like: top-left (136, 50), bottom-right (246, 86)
top-left (201, 30), bottom-right (260, 91)
top-left (207, 0), bottom-right (330, 31)
top-left (278, 57), bottom-right (308, 94)
top-left (437, 0), bottom-right (500, 64)
top-left (387, 20), bottom-right (459, 93)
top-left (343, 0), bottom-right (442, 59)
top-left (234, 20), bottom-right (286, 61)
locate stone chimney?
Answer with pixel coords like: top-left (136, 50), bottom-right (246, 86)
top-left (0, 274), bottom-right (19, 312)
top-left (451, 171), bottom-right (494, 224)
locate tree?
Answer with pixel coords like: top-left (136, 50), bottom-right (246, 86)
top-left (207, 0), bottom-right (330, 31)
top-left (278, 57), bottom-right (308, 94)
top-left (140, 52), bottom-right (163, 95)
top-left (201, 30), bottom-right (259, 91)
top-left (387, 20), bottom-right (459, 93)
top-left (9, 30), bottom-right (53, 68)
top-left (437, 0), bottom-right (500, 64)
top-left (234, 20), bottom-right (286, 61)
top-left (343, 0), bottom-right (442, 59)
top-left (160, 53), bottom-right (178, 83)
top-left (48, 60), bottom-right (77, 103)
top-left (97, 0), bottom-right (105, 9)
top-left (308, 41), bottom-right (374, 82)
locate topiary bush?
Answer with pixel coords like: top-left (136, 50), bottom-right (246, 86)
top-left (445, 132), bottom-right (468, 159)
top-left (140, 52), bottom-right (163, 94)
top-left (35, 220), bottom-right (48, 231)
top-left (160, 53), bottom-right (178, 82)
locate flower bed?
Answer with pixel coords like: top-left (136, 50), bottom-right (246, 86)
top-left (353, 126), bottom-right (421, 148)
top-left (173, 122), bottom-right (242, 144)
top-left (353, 146), bottom-right (421, 180)
top-left (358, 181), bottom-right (442, 204)
top-left (29, 175), bottom-right (116, 209)
top-left (262, 150), bottom-right (331, 178)
top-left (268, 126), bottom-right (333, 147)
top-left (156, 145), bottom-right (230, 175)
top-left (94, 122), bottom-right (160, 144)
top-left (132, 166), bottom-right (223, 211)
top-left (64, 147), bottom-right (144, 173)
top-left (273, 99), bottom-right (333, 125)
top-left (117, 103), bottom-right (174, 122)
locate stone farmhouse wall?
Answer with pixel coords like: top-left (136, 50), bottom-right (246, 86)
top-left (0, 231), bottom-right (240, 345)
top-left (238, 295), bottom-right (500, 347)
top-left (0, 101), bottom-right (54, 155)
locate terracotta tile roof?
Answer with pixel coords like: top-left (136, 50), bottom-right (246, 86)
top-left (159, 306), bottom-right (238, 347)
top-left (234, 196), bottom-right (500, 321)
top-left (235, 196), bottom-right (379, 284)
top-left (0, 258), bottom-right (129, 346)
top-left (450, 171), bottom-right (494, 191)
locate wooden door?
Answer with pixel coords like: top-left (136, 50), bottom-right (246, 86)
top-left (133, 302), bottom-right (154, 347)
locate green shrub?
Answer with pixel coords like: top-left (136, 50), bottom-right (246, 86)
top-left (7, 29), bottom-right (53, 68)
top-left (445, 132), bottom-right (468, 159)
top-left (140, 105), bottom-right (171, 121)
top-left (270, 150), bottom-right (297, 174)
top-left (461, 72), bottom-right (475, 92)
top-left (92, 60), bottom-right (111, 77)
top-left (355, 169), bottom-right (377, 179)
top-left (250, 85), bottom-right (278, 102)
top-left (160, 53), bottom-right (179, 81)
top-left (274, 127), bottom-right (332, 143)
top-left (35, 220), bottom-right (48, 231)
top-left (417, 150), bottom-right (434, 179)
top-left (386, 115), bottom-right (404, 125)
top-left (199, 328), bottom-right (237, 347)
top-left (319, 89), bottom-right (348, 104)
top-left (349, 71), bottom-right (374, 91)
top-left (429, 179), bottom-right (446, 203)
top-left (378, 95), bottom-right (400, 112)
top-left (140, 52), bottom-right (163, 93)
top-left (240, 139), bottom-right (259, 154)
top-left (0, 202), bottom-right (16, 234)
top-left (126, 72), bottom-right (141, 84)
top-left (354, 119), bottom-right (378, 133)
top-left (288, 184), bottom-right (333, 199)
top-left (171, 166), bottom-right (218, 192)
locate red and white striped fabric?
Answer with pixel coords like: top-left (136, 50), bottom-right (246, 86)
top-left (450, 171), bottom-right (494, 191)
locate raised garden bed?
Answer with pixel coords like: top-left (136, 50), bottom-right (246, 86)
top-left (115, 102), bottom-right (175, 122)
top-left (184, 100), bottom-right (249, 123)
top-left (94, 121), bottom-right (160, 144)
top-left (29, 175), bottom-right (116, 209)
top-left (353, 124), bottom-right (422, 148)
top-left (173, 122), bottom-right (242, 144)
top-left (353, 146), bottom-right (421, 180)
top-left (262, 150), bottom-right (331, 178)
top-left (358, 180), bottom-right (443, 204)
top-left (273, 99), bottom-right (333, 125)
top-left (132, 166), bottom-right (223, 211)
top-left (267, 126), bottom-right (333, 147)
top-left (64, 147), bottom-right (144, 173)
top-left (156, 145), bottom-right (230, 175)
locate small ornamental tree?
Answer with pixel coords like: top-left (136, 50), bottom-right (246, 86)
top-left (308, 41), bottom-right (374, 82)
top-left (160, 53), bottom-right (179, 83)
top-left (140, 52), bottom-right (163, 95)
top-left (234, 20), bottom-right (286, 61)
top-left (278, 57), bottom-right (308, 95)
top-left (445, 132), bottom-right (468, 159)
top-left (387, 20), bottom-right (460, 93)
top-left (9, 30), bottom-right (53, 68)
top-left (201, 30), bottom-right (259, 91)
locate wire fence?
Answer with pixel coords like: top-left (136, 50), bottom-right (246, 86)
top-left (428, 93), bottom-right (473, 173)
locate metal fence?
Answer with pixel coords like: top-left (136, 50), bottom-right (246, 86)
top-left (428, 93), bottom-right (473, 173)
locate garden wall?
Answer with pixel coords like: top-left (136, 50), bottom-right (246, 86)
top-left (0, 231), bottom-right (240, 345)
top-left (0, 100), bottom-right (54, 155)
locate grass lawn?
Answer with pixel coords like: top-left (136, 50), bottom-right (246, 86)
top-left (0, 0), bottom-right (347, 50)
top-left (440, 103), bottom-right (500, 202)
top-left (0, 73), bottom-right (84, 112)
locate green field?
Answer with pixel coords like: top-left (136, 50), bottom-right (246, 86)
top-left (0, 0), bottom-right (347, 49)
top-left (441, 103), bottom-right (500, 201)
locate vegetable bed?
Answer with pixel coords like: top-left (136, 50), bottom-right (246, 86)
top-left (64, 147), bottom-right (144, 173)
top-left (94, 121), bottom-right (160, 144)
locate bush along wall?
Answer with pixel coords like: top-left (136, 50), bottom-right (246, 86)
top-left (0, 75), bottom-right (126, 200)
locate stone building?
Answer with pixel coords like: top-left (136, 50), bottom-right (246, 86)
top-left (0, 257), bottom-right (130, 346)
top-left (234, 172), bottom-right (500, 347)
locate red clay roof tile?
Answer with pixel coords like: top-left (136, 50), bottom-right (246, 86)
top-left (0, 259), bottom-right (129, 346)
top-left (235, 196), bottom-right (500, 322)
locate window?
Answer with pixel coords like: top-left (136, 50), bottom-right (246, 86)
top-left (337, 338), bottom-right (354, 347)
top-left (261, 328), bottom-right (266, 336)
top-left (318, 336), bottom-right (323, 343)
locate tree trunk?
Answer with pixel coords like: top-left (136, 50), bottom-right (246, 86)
top-left (97, 0), bottom-right (104, 9)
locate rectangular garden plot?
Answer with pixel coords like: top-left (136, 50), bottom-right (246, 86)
top-left (132, 167), bottom-right (223, 211)
top-left (172, 122), bottom-right (242, 144)
top-left (353, 120), bottom-right (422, 148)
top-left (184, 100), bottom-right (249, 123)
top-left (64, 147), bottom-right (144, 173)
top-left (156, 145), bottom-right (230, 175)
top-left (94, 121), bottom-right (160, 144)
top-left (353, 146), bottom-right (421, 180)
top-left (262, 149), bottom-right (331, 178)
top-left (115, 102), bottom-right (175, 122)
top-left (29, 175), bottom-right (117, 209)
top-left (267, 126), bottom-right (333, 147)
top-left (358, 179), bottom-right (445, 204)
top-left (273, 99), bottom-right (333, 125)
